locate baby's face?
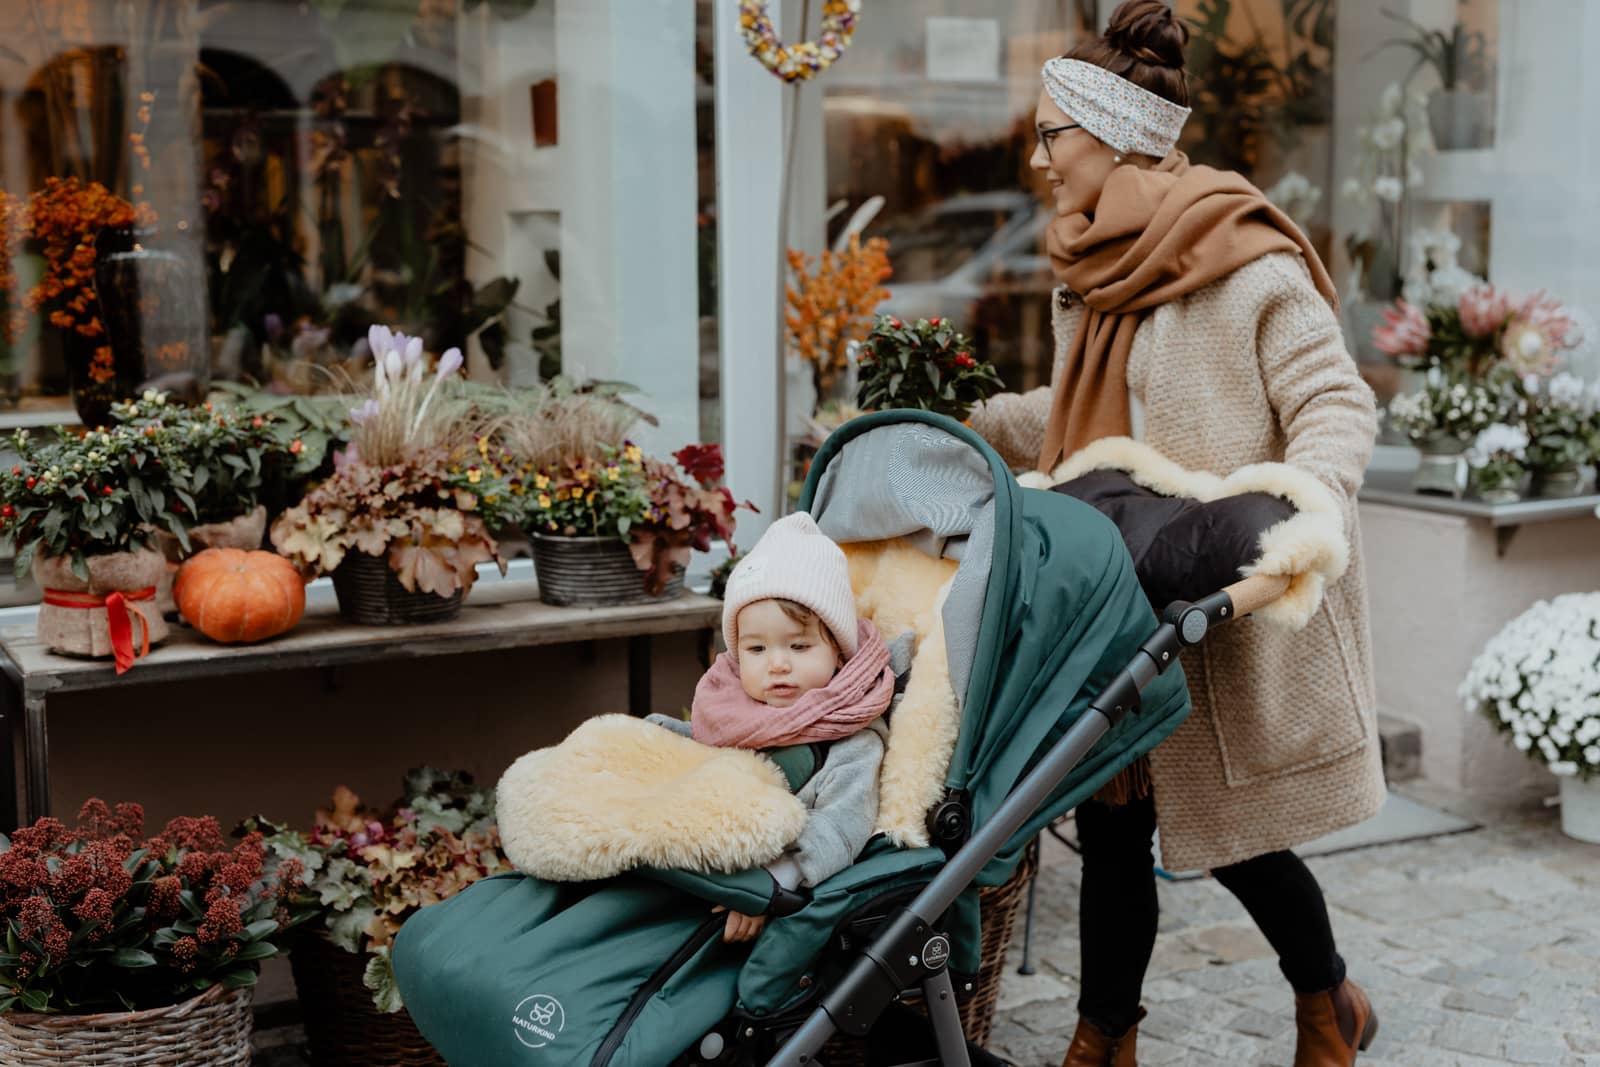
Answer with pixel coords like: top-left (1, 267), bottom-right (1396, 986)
top-left (735, 601), bottom-right (840, 708)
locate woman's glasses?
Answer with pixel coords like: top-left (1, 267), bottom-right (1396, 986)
top-left (1037, 122), bottom-right (1082, 156)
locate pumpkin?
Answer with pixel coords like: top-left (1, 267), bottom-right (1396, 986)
top-left (175, 548), bottom-right (307, 644)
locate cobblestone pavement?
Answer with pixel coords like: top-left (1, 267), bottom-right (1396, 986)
top-left (988, 782), bottom-right (1600, 1067)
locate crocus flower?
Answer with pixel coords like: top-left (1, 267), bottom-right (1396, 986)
top-left (349, 398), bottom-right (380, 425)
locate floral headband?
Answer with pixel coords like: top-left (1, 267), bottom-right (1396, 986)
top-left (1041, 57), bottom-right (1191, 159)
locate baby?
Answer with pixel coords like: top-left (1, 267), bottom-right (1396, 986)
top-left (649, 512), bottom-right (895, 943)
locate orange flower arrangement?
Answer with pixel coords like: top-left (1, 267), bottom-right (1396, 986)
top-left (0, 191), bottom-right (25, 345)
top-left (22, 177), bottom-right (153, 345)
top-left (785, 232), bottom-right (892, 397)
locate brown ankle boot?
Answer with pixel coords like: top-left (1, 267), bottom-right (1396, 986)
top-left (1061, 1008), bottom-right (1145, 1067)
top-left (1293, 978), bottom-right (1378, 1066)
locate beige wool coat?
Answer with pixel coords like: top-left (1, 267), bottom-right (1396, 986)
top-left (969, 251), bottom-right (1386, 872)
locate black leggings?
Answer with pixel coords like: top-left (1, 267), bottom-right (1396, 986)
top-left (1074, 793), bottom-right (1346, 1034)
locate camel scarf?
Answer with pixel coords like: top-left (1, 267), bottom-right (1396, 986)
top-left (691, 620), bottom-right (894, 750)
top-left (1038, 152), bottom-right (1339, 471)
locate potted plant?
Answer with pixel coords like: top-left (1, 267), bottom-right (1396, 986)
top-left (0, 422), bottom-right (202, 671)
top-left (1378, 10), bottom-right (1494, 150)
top-left (250, 768), bottom-right (509, 1067)
top-left (270, 326), bottom-right (506, 624)
top-left (523, 442), bottom-right (748, 607)
top-left (1463, 421), bottom-right (1530, 503)
top-left (0, 800), bottom-right (314, 1065)
top-left (1461, 594), bottom-right (1600, 843)
top-left (1384, 373), bottom-right (1510, 496)
top-left (1520, 372), bottom-right (1598, 498)
top-left (111, 391), bottom-right (307, 614)
top-left (786, 233), bottom-right (893, 409)
top-left (855, 315), bottom-right (1006, 421)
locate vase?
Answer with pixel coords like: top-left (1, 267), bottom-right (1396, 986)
top-left (1531, 466), bottom-right (1588, 499)
top-left (0, 986), bottom-right (252, 1066)
top-left (91, 229), bottom-right (210, 409)
top-left (1559, 775), bottom-right (1600, 845)
top-left (33, 547), bottom-right (169, 667)
top-left (530, 533), bottom-right (684, 607)
top-left (331, 549), bottom-right (464, 625)
top-left (1428, 88), bottom-right (1493, 150)
top-left (1410, 437), bottom-right (1467, 497)
top-left (51, 325), bottom-right (129, 430)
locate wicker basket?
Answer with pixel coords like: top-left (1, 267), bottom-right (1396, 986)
top-left (290, 932), bottom-right (445, 1067)
top-left (821, 839), bottom-right (1039, 1063)
top-left (330, 549), bottom-right (463, 625)
top-left (530, 533), bottom-right (685, 607)
top-left (0, 985), bottom-right (252, 1065)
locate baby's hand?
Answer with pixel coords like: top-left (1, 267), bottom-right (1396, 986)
top-left (712, 905), bottom-right (766, 943)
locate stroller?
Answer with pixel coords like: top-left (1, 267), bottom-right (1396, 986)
top-left (392, 410), bottom-right (1297, 1066)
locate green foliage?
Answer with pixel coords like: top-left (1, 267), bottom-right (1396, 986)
top-left (856, 316), bottom-right (1004, 421)
top-left (1377, 10), bottom-right (1492, 92)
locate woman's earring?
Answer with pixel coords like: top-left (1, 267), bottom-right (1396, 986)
top-left (1113, 154), bottom-right (1123, 164)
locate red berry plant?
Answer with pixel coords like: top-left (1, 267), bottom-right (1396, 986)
top-left (0, 800), bottom-right (315, 1014)
top-left (855, 315), bottom-right (1005, 422)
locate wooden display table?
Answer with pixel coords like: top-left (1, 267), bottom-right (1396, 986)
top-left (0, 580), bottom-right (720, 826)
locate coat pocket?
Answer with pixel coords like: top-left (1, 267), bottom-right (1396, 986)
top-left (1201, 601), bottom-right (1369, 787)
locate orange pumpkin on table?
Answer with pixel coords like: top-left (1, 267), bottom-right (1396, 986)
top-left (175, 549), bottom-right (307, 644)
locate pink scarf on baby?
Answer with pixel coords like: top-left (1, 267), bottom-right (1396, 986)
top-left (691, 620), bottom-right (895, 749)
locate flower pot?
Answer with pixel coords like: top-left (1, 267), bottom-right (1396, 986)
top-left (1558, 775), bottom-right (1600, 845)
top-left (34, 547), bottom-right (168, 667)
top-left (331, 548), bottom-right (464, 625)
top-left (1410, 437), bottom-right (1467, 497)
top-left (48, 325), bottom-right (127, 430)
top-left (0, 985), bottom-right (252, 1066)
top-left (157, 505), bottom-right (269, 616)
top-left (1531, 466), bottom-right (1589, 499)
top-left (290, 932), bottom-right (445, 1067)
top-left (530, 533), bottom-right (684, 607)
top-left (1472, 469), bottom-right (1532, 505)
top-left (1428, 88), bottom-right (1493, 150)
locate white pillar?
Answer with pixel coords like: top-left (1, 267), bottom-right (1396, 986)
top-left (713, 0), bottom-right (786, 538)
top-left (556, 0), bottom-right (700, 455)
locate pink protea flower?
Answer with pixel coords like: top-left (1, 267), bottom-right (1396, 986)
top-left (1458, 284), bottom-right (1512, 338)
top-left (1372, 300), bottom-right (1431, 359)
top-left (1500, 291), bottom-right (1577, 376)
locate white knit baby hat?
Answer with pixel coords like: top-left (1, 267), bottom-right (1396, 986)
top-left (721, 512), bottom-right (858, 658)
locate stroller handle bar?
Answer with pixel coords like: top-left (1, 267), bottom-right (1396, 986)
top-left (1223, 573), bottom-right (1292, 618)
top-left (766, 571), bottom-right (1295, 1066)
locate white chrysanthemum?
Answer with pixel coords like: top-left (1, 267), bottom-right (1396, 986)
top-left (1462, 594), bottom-right (1600, 779)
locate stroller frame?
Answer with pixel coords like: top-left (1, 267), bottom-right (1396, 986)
top-left (765, 575), bottom-right (1286, 1067)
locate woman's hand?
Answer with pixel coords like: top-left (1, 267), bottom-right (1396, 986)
top-left (712, 905), bottom-right (766, 943)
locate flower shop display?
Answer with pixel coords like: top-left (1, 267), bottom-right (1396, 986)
top-left (738, 0), bottom-right (859, 84)
top-left (1460, 594), bottom-right (1600, 843)
top-left (0, 420), bottom-right (211, 670)
top-left (855, 315), bottom-right (1005, 422)
top-left (1375, 281), bottom-right (1589, 498)
top-left (0, 800), bottom-right (315, 1065)
top-left (524, 442), bottom-right (749, 607)
top-left (174, 549), bottom-right (306, 645)
top-left (251, 768), bottom-right (508, 1066)
top-left (1377, 11), bottom-right (1494, 150)
top-left (271, 326), bottom-right (505, 625)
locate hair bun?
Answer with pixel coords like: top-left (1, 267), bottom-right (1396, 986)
top-left (1104, 0), bottom-right (1189, 71)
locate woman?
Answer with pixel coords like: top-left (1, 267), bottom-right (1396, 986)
top-left (968, 3), bottom-right (1384, 1065)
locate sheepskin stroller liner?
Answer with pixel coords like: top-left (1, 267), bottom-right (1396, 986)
top-left (391, 411), bottom-right (1200, 1066)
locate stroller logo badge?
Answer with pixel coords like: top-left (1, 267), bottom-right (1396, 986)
top-left (921, 935), bottom-right (951, 970)
top-left (511, 994), bottom-right (566, 1048)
